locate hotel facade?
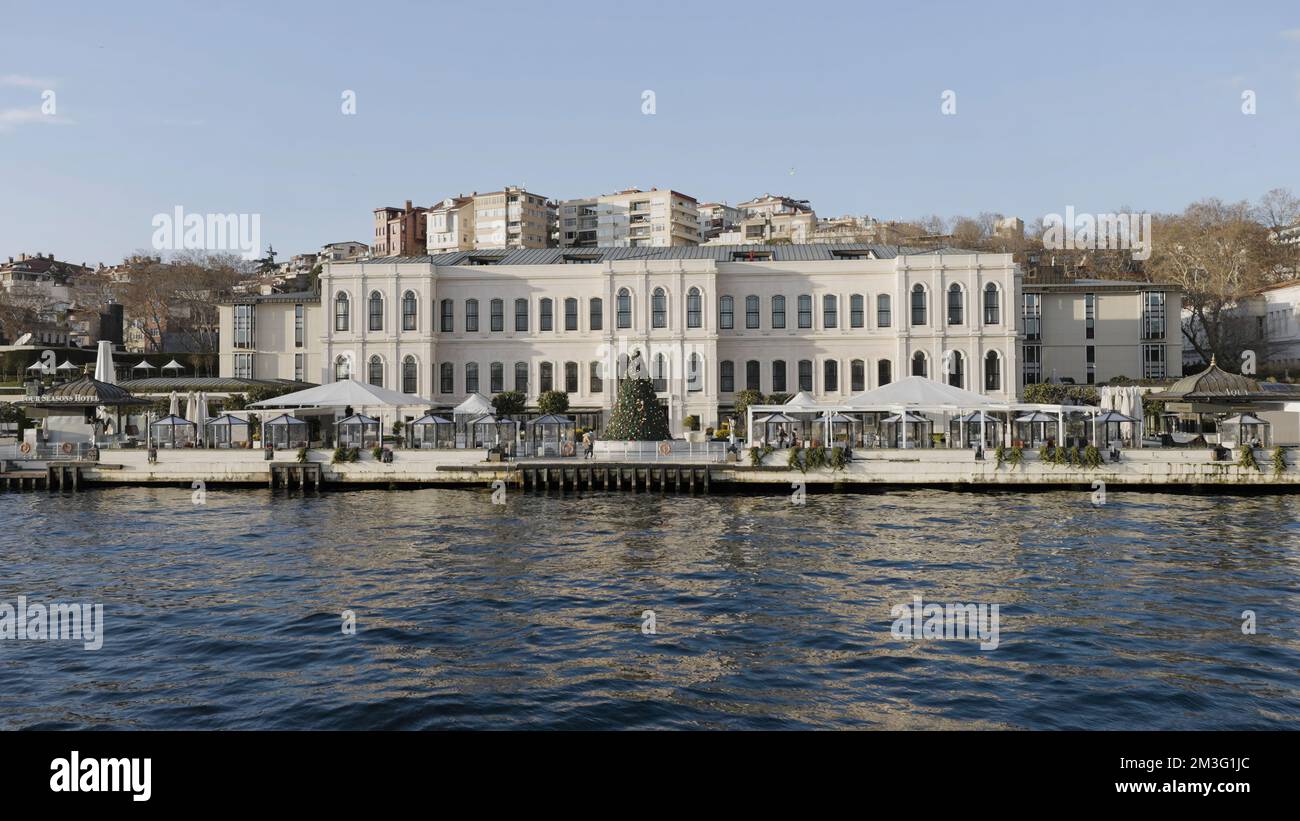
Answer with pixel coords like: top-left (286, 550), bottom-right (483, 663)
top-left (222, 244), bottom-right (1027, 433)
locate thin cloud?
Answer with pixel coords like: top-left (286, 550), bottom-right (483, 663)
top-left (0, 74), bottom-right (53, 88)
top-left (0, 107), bottom-right (75, 133)
top-left (1282, 28), bottom-right (1300, 42)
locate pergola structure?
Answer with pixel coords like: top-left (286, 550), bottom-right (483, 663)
top-left (151, 414), bottom-right (197, 448)
top-left (527, 414), bottom-right (576, 456)
top-left (336, 414), bottom-right (381, 449)
top-left (206, 414), bottom-right (251, 448)
top-left (263, 414), bottom-right (309, 449)
top-left (1158, 358), bottom-right (1300, 444)
top-left (407, 414), bottom-right (455, 449)
top-left (471, 414), bottom-right (519, 451)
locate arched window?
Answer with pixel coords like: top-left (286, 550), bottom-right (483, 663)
top-left (824, 359), bottom-right (838, 392)
top-left (490, 298), bottom-right (503, 332)
top-left (402, 291), bottom-right (417, 331)
top-left (465, 298), bottom-right (479, 332)
top-left (564, 361), bottom-right (578, 393)
top-left (440, 362), bottom-right (454, 393)
top-left (745, 295), bottom-right (760, 329)
top-left (440, 298), bottom-right (453, 332)
top-left (745, 359), bottom-right (760, 391)
top-left (589, 297), bottom-right (603, 331)
top-left (798, 294), bottom-right (812, 328)
top-left (877, 294), bottom-right (892, 328)
top-left (334, 355), bottom-right (351, 382)
top-left (540, 298), bottom-right (554, 331)
top-left (720, 360), bottom-right (735, 392)
top-left (515, 298), bottom-right (528, 332)
top-left (652, 287), bottom-right (667, 328)
top-left (489, 361), bottom-right (503, 393)
top-left (515, 361), bottom-right (529, 393)
top-left (564, 297), bottom-right (578, 331)
top-left (589, 361), bottom-right (603, 393)
top-left (851, 359), bottom-right (865, 392)
top-left (617, 288), bottom-right (632, 329)
top-left (334, 292), bottom-right (350, 331)
top-left (653, 354), bottom-right (668, 392)
top-left (369, 291), bottom-right (384, 331)
top-left (772, 360), bottom-right (786, 393)
top-left (771, 295), bottom-right (786, 329)
top-left (878, 359), bottom-right (892, 386)
top-left (823, 295), bottom-right (838, 329)
top-left (403, 356), bottom-right (418, 393)
top-left (948, 283), bottom-right (963, 326)
top-left (946, 350), bottom-right (965, 388)
top-left (465, 362), bottom-right (479, 394)
top-left (798, 359), bottom-right (813, 392)
top-left (985, 351), bottom-right (1001, 391)
top-left (911, 284), bottom-right (927, 326)
top-left (984, 283), bottom-right (1000, 324)
top-left (719, 295), bottom-right (734, 329)
top-left (850, 294), bottom-right (864, 328)
top-left (687, 353), bottom-right (702, 392)
top-left (911, 350), bottom-right (928, 377)
top-left (539, 362), bottom-right (553, 392)
top-left (368, 355), bottom-right (384, 387)
top-left (687, 287), bottom-right (702, 328)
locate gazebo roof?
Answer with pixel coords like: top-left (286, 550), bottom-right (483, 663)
top-left (411, 413), bottom-right (453, 425)
top-left (18, 375), bottom-right (150, 408)
top-left (882, 411), bottom-right (932, 423)
top-left (337, 413), bottom-right (379, 425)
top-left (784, 391), bottom-right (820, 408)
top-left (1093, 410), bottom-right (1137, 423)
top-left (264, 413), bottom-right (308, 427)
top-left (1165, 358), bottom-right (1260, 399)
top-left (1221, 413), bottom-right (1268, 425)
top-left (529, 414), bottom-right (573, 426)
top-left (472, 414), bottom-right (517, 427)
top-left (1015, 411), bottom-right (1058, 423)
top-left (152, 414), bottom-right (196, 427)
top-left (206, 413), bottom-right (250, 427)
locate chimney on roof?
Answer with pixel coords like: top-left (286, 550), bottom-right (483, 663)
top-left (405, 200), bottom-right (412, 210)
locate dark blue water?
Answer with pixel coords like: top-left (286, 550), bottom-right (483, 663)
top-left (2, 486), bottom-right (1299, 729)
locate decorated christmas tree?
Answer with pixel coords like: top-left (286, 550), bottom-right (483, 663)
top-left (603, 354), bottom-right (672, 441)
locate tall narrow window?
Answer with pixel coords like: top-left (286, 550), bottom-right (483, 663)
top-left (294, 304), bottom-right (304, 347)
top-left (465, 298), bottom-right (479, 332)
top-left (687, 353), bottom-right (702, 392)
top-left (798, 360), bottom-right (813, 392)
top-left (878, 359), bottom-right (892, 386)
top-left (720, 360), bottom-right (734, 392)
top-left (850, 294), bottom-right (864, 328)
top-left (985, 351), bottom-right (1001, 391)
top-left (334, 292), bottom-right (350, 331)
top-left (515, 298), bottom-right (529, 332)
top-left (1143, 344), bottom-right (1166, 379)
top-left (403, 356), bottom-right (417, 393)
top-left (948, 284), bottom-right (963, 326)
top-left (369, 291), bottom-right (384, 331)
top-left (540, 298), bottom-right (553, 332)
top-left (911, 285), bottom-right (927, 326)
top-left (590, 297), bottom-right (603, 331)
top-left (589, 361), bottom-right (603, 393)
top-left (823, 360), bottom-right (838, 392)
top-left (719, 295), bottom-right (734, 329)
top-left (1024, 344), bottom-right (1041, 384)
top-left (823, 295), bottom-right (838, 329)
top-left (490, 361), bottom-right (503, 393)
top-left (1023, 293), bottom-right (1041, 341)
top-left (334, 355), bottom-right (351, 381)
top-left (490, 298), bottom-right (503, 332)
top-left (515, 361), bottom-right (528, 393)
top-left (687, 287), bottom-right (701, 328)
top-left (440, 362), bottom-right (454, 393)
top-left (617, 288), bottom-right (632, 329)
top-left (745, 360), bottom-right (760, 391)
top-left (1085, 293), bottom-right (1095, 340)
top-left (368, 355), bottom-right (384, 387)
top-left (851, 359), bottom-right (865, 392)
top-left (947, 351), bottom-right (964, 388)
top-left (746, 295), bottom-right (760, 329)
top-left (402, 290), bottom-right (417, 331)
top-left (653, 354), bottom-right (668, 392)
top-left (465, 362), bottom-right (479, 394)
top-left (565, 361), bottom-right (578, 393)
top-left (294, 353), bottom-right (304, 382)
top-left (1142, 292), bottom-right (1166, 340)
top-left (440, 298), bottom-right (453, 332)
top-left (233, 304), bottom-right (255, 349)
top-left (1086, 345), bottom-right (1096, 385)
top-left (652, 287), bottom-right (667, 328)
top-left (798, 294), bottom-right (812, 328)
top-left (772, 360), bottom-right (786, 393)
top-left (912, 351), bottom-right (928, 377)
top-left (984, 283), bottom-right (1000, 324)
top-left (877, 294), bottom-right (892, 328)
top-left (539, 362), bottom-right (553, 392)
top-left (771, 295), bottom-right (786, 329)
top-left (564, 298), bottom-right (578, 331)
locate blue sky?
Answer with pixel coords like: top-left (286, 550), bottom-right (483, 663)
top-left (1, 0), bottom-right (1298, 265)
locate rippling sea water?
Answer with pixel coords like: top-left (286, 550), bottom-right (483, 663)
top-left (2, 485), bottom-right (1299, 730)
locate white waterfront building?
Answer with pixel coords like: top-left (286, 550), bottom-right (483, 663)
top-left (222, 244), bottom-right (1022, 434)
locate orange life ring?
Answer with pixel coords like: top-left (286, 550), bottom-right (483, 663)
top-left (19, 442), bottom-right (31, 454)
top-left (658, 441), bottom-right (671, 456)
top-left (61, 442), bottom-right (73, 454)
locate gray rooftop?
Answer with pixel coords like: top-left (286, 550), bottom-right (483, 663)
top-left (349, 243), bottom-right (986, 267)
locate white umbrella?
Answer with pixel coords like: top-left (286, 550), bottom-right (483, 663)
top-left (131, 359), bottom-right (156, 371)
top-left (162, 359), bottom-right (185, 374)
top-left (56, 359), bottom-right (79, 372)
top-left (195, 391), bottom-right (209, 440)
top-left (184, 390), bottom-right (197, 423)
top-left (26, 360), bottom-right (46, 372)
top-left (94, 341), bottom-right (117, 384)
top-left (168, 390), bottom-right (180, 417)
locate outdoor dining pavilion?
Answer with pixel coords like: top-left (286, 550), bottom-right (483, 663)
top-left (262, 414), bottom-right (309, 450)
top-left (407, 414), bottom-right (455, 449)
top-left (471, 414), bottom-right (520, 451)
top-left (528, 414), bottom-right (576, 456)
top-left (150, 414), bottom-right (198, 448)
top-left (1013, 411), bottom-right (1057, 447)
top-left (882, 411), bottom-right (934, 448)
top-left (206, 413), bottom-right (251, 448)
top-left (754, 412), bottom-right (803, 447)
top-left (950, 410), bottom-right (1003, 449)
top-left (1220, 413), bottom-right (1271, 447)
top-left (336, 414), bottom-right (381, 449)
top-left (1091, 410), bottom-right (1137, 449)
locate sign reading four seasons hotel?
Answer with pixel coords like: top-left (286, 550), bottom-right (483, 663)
top-left (222, 244), bottom-right (1026, 433)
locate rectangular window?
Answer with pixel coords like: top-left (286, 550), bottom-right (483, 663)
top-left (540, 299), bottom-right (553, 332)
top-left (441, 300), bottom-right (453, 333)
top-left (772, 360), bottom-right (786, 393)
top-left (798, 295), bottom-right (812, 329)
top-left (466, 300), bottom-right (479, 332)
top-left (491, 299), bottom-right (504, 332)
top-left (441, 363), bottom-right (454, 394)
top-left (877, 295), bottom-right (892, 328)
top-left (590, 298), bottom-right (603, 331)
top-left (823, 295), bottom-right (837, 329)
top-left (1023, 344), bottom-right (1041, 385)
top-left (719, 297), bottom-right (733, 330)
top-left (233, 304), bottom-right (255, 349)
top-left (1085, 293), bottom-right (1095, 340)
top-left (465, 363), bottom-right (479, 394)
top-left (294, 353), bottom-right (304, 383)
top-left (772, 296), bottom-right (786, 329)
top-left (850, 295), bottom-right (864, 328)
top-left (1086, 345), bottom-right (1096, 384)
top-left (233, 352), bottom-right (252, 379)
top-left (851, 360), bottom-right (864, 392)
top-left (1143, 343), bottom-right (1166, 379)
top-left (590, 361), bottom-right (603, 393)
top-left (1142, 291), bottom-right (1165, 340)
top-left (515, 362), bottom-right (528, 394)
top-left (1022, 293), bottom-right (1041, 342)
top-left (565, 362), bottom-right (578, 393)
top-left (798, 360), bottom-right (812, 392)
top-left (720, 361), bottom-right (734, 392)
top-left (402, 296), bottom-right (416, 331)
top-left (294, 304), bottom-right (303, 348)
top-left (515, 299), bottom-right (529, 332)
top-left (746, 296), bottom-right (760, 329)
top-left (746, 360), bottom-right (760, 391)
top-left (565, 299), bottom-right (578, 331)
top-left (491, 362), bottom-right (503, 393)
